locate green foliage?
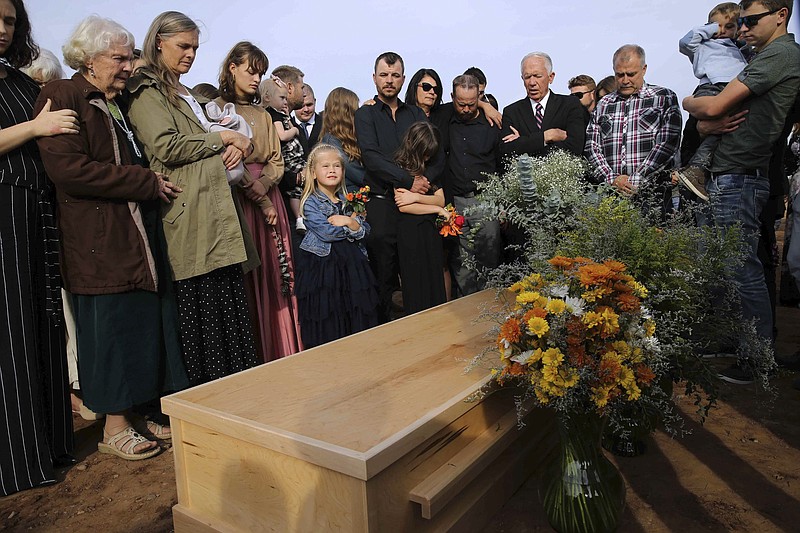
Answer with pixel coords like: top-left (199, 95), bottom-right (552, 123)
top-left (470, 151), bottom-right (775, 432)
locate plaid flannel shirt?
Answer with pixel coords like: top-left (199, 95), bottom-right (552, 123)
top-left (585, 84), bottom-right (682, 187)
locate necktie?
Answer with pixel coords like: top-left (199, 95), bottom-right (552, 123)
top-left (302, 121), bottom-right (312, 138)
top-left (535, 103), bottom-right (544, 130)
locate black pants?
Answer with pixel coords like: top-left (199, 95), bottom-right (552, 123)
top-left (365, 197), bottom-right (401, 323)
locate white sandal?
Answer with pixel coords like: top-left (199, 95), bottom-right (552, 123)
top-left (133, 419), bottom-right (172, 442)
top-left (97, 427), bottom-right (161, 461)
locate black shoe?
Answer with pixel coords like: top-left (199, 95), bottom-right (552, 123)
top-left (718, 363), bottom-right (754, 385)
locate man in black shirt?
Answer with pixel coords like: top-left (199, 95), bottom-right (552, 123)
top-left (433, 75), bottom-right (502, 296)
top-left (354, 52), bottom-right (441, 322)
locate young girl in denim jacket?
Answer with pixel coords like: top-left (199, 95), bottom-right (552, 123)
top-left (294, 143), bottom-right (379, 347)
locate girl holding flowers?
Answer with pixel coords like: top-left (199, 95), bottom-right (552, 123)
top-left (294, 144), bottom-right (378, 347)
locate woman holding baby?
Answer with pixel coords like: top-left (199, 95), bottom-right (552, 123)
top-left (127, 11), bottom-right (261, 385)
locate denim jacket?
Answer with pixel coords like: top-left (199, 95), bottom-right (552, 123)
top-left (300, 191), bottom-right (369, 257)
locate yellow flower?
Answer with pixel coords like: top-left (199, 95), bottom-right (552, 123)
top-left (516, 291), bottom-right (541, 305)
top-left (628, 280), bottom-right (649, 298)
top-left (541, 347), bottom-right (564, 366)
top-left (529, 348), bottom-right (545, 364)
top-left (644, 320), bottom-right (656, 337)
top-left (534, 387), bottom-right (550, 404)
top-left (527, 316), bottom-right (550, 337)
top-left (610, 340), bottom-right (631, 358)
top-left (546, 298), bottom-right (567, 315)
top-left (598, 307), bottom-right (620, 338)
top-left (582, 311), bottom-right (602, 329)
top-left (582, 286), bottom-right (611, 302)
top-left (591, 384), bottom-right (613, 408)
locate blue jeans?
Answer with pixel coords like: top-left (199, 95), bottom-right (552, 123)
top-left (706, 173), bottom-right (772, 343)
top-left (787, 186), bottom-right (800, 291)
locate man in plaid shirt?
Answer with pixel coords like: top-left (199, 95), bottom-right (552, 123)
top-left (585, 44), bottom-right (682, 195)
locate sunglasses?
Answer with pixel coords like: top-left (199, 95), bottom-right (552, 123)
top-left (737, 7), bottom-right (780, 28)
top-left (571, 90), bottom-right (592, 99)
top-left (418, 82), bottom-right (438, 92)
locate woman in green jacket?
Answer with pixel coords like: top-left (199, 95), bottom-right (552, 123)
top-left (127, 11), bottom-right (260, 385)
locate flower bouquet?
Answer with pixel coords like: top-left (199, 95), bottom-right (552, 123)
top-left (437, 204), bottom-right (465, 237)
top-left (492, 255), bottom-right (665, 533)
top-left (494, 255), bottom-right (661, 415)
top-left (344, 185), bottom-right (370, 215)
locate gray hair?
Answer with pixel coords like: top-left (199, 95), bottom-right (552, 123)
top-left (452, 74), bottom-right (479, 93)
top-left (62, 15), bottom-right (134, 71)
top-left (613, 44), bottom-right (646, 67)
top-left (520, 52), bottom-right (553, 74)
top-left (21, 48), bottom-right (63, 84)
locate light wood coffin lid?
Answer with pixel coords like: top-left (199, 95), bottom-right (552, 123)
top-left (162, 289), bottom-right (507, 482)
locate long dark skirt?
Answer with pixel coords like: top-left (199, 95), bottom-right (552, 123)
top-left (295, 241), bottom-right (379, 348)
top-left (72, 289), bottom-right (189, 414)
top-left (0, 184), bottom-right (72, 496)
top-left (174, 265), bottom-right (260, 385)
top-left (397, 213), bottom-right (446, 315)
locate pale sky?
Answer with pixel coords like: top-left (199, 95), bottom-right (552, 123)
top-left (27, 1), bottom-right (800, 114)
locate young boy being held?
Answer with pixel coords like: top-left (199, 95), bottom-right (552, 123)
top-left (674, 2), bottom-right (749, 200)
top-left (262, 78), bottom-right (307, 232)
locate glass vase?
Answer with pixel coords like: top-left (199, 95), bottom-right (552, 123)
top-left (540, 413), bottom-right (626, 533)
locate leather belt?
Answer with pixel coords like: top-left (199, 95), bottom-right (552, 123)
top-left (712, 167), bottom-right (760, 177)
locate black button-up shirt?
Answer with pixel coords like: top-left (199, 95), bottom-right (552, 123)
top-left (434, 103), bottom-right (501, 197)
top-left (354, 96), bottom-right (443, 194)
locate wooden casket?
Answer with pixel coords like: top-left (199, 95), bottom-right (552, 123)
top-left (162, 290), bottom-right (556, 532)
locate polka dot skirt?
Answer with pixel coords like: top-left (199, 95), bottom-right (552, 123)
top-left (174, 265), bottom-right (261, 385)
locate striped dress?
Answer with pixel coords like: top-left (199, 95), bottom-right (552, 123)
top-left (0, 67), bottom-right (72, 496)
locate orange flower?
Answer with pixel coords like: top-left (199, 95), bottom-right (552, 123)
top-left (346, 193), bottom-right (354, 201)
top-left (635, 364), bottom-right (656, 385)
top-left (567, 344), bottom-right (589, 367)
top-left (522, 307), bottom-right (548, 322)
top-left (616, 293), bottom-right (641, 312)
top-left (578, 263), bottom-right (615, 287)
top-left (597, 353), bottom-right (622, 384)
top-left (508, 362), bottom-right (526, 376)
top-left (603, 260), bottom-right (627, 273)
top-left (548, 256), bottom-right (574, 270)
top-left (499, 317), bottom-right (522, 343)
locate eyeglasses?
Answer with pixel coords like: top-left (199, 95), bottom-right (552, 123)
top-left (570, 90), bottom-right (592, 99)
top-left (418, 82), bottom-right (438, 93)
top-left (737, 8), bottom-right (780, 28)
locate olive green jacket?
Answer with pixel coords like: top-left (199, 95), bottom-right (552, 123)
top-left (127, 69), bottom-right (254, 281)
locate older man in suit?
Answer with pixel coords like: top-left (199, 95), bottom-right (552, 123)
top-left (500, 52), bottom-right (586, 160)
top-left (292, 83), bottom-right (322, 158)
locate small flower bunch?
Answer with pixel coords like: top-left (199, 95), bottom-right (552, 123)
top-left (493, 255), bottom-right (662, 417)
top-left (437, 204), bottom-right (466, 237)
top-left (345, 185), bottom-right (370, 215)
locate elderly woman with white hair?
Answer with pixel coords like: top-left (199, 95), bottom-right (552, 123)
top-left (34, 14), bottom-right (189, 461)
top-left (20, 47), bottom-right (63, 86)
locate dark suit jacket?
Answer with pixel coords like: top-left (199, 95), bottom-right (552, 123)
top-left (292, 111), bottom-right (323, 159)
top-left (500, 92), bottom-right (586, 159)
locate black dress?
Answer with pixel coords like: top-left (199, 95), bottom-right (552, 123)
top-left (396, 188), bottom-right (447, 315)
top-left (295, 202), bottom-right (378, 348)
top-left (0, 68), bottom-right (72, 496)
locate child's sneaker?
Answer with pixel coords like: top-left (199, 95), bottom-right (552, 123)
top-left (675, 166), bottom-right (709, 202)
top-left (295, 217), bottom-right (307, 234)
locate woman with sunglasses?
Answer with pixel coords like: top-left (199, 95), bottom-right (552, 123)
top-left (405, 68), bottom-right (444, 117)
